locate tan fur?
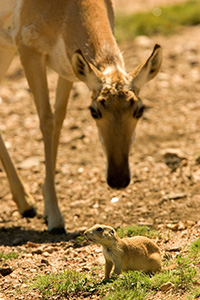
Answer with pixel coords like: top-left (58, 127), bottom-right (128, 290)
top-left (85, 224), bottom-right (162, 280)
top-left (0, 1), bottom-right (162, 232)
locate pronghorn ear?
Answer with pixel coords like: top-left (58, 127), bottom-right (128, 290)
top-left (72, 50), bottom-right (102, 90)
top-left (131, 44), bottom-right (162, 92)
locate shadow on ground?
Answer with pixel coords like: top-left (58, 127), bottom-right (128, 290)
top-left (0, 226), bottom-right (85, 247)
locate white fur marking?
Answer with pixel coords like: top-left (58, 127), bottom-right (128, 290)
top-left (103, 65), bottom-right (115, 75)
top-left (47, 35), bottom-right (78, 81)
top-left (12, 0), bottom-right (24, 45)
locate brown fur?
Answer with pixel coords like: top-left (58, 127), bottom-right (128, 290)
top-left (85, 224), bottom-right (162, 280)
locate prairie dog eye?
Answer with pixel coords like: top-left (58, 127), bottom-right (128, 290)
top-left (89, 106), bottom-right (102, 119)
top-left (96, 227), bottom-right (103, 232)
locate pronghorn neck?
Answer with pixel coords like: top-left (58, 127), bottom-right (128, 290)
top-left (93, 44), bottom-right (125, 73)
top-left (74, 0), bottom-right (124, 72)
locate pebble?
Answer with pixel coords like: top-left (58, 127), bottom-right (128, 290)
top-left (32, 248), bottom-right (43, 255)
top-left (160, 282), bottom-right (174, 292)
top-left (45, 247), bottom-right (54, 254)
top-left (41, 259), bottom-right (50, 266)
top-left (111, 197), bottom-right (119, 203)
top-left (26, 241), bottom-right (40, 248)
top-left (18, 156), bottom-right (41, 169)
top-left (165, 246), bottom-right (182, 252)
top-left (161, 193), bottom-right (187, 202)
top-left (43, 252), bottom-right (50, 257)
top-left (0, 266), bottom-right (13, 277)
top-left (166, 221), bottom-right (186, 231)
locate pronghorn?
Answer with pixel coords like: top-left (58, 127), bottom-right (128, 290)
top-left (0, 0), bottom-right (162, 233)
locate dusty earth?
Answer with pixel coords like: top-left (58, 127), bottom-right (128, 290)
top-left (114, 0), bottom-right (187, 13)
top-left (0, 1), bottom-right (200, 299)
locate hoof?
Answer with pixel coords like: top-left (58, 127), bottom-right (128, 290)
top-left (48, 227), bottom-right (66, 235)
top-left (22, 208), bottom-right (37, 218)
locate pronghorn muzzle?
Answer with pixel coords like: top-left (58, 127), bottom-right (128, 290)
top-left (106, 156), bottom-right (131, 189)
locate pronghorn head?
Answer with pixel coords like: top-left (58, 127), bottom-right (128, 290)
top-left (72, 45), bottom-right (162, 189)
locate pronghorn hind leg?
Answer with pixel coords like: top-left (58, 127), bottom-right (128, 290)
top-left (0, 48), bottom-right (36, 217)
top-left (0, 132), bottom-right (36, 217)
top-left (53, 77), bottom-right (72, 171)
top-left (18, 44), bottom-right (65, 233)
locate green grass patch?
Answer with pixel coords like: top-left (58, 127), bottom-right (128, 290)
top-left (115, 0), bottom-right (200, 41)
top-left (116, 224), bottom-right (161, 239)
top-left (29, 270), bottom-right (97, 298)
top-left (101, 271), bottom-right (151, 300)
top-left (0, 252), bottom-right (18, 260)
top-left (189, 237), bottom-right (200, 256)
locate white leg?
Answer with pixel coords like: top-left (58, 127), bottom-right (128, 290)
top-left (18, 44), bottom-right (65, 232)
top-left (53, 76), bottom-right (72, 170)
top-left (0, 48), bottom-right (36, 216)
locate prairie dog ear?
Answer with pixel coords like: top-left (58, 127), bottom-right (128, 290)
top-left (131, 44), bottom-right (162, 92)
top-left (72, 50), bottom-right (102, 91)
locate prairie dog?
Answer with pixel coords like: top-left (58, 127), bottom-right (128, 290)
top-left (85, 224), bottom-right (162, 280)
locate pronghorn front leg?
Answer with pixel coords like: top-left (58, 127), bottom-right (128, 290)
top-left (18, 44), bottom-right (65, 233)
top-left (53, 77), bottom-right (72, 171)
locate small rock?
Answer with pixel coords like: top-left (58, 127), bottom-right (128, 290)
top-left (162, 148), bottom-right (187, 171)
top-left (18, 156), bottom-right (42, 170)
top-left (43, 251), bottom-right (50, 257)
top-left (30, 268), bottom-right (37, 273)
top-left (27, 241), bottom-right (40, 248)
top-left (32, 248), bottom-right (43, 255)
top-left (161, 193), bottom-right (186, 203)
top-left (111, 197), bottom-right (119, 203)
top-left (160, 282), bottom-right (174, 292)
top-left (0, 266), bottom-right (13, 276)
top-left (41, 259), bottom-right (50, 266)
top-left (93, 202), bottom-right (99, 209)
top-left (45, 247), bottom-right (54, 254)
top-left (166, 221), bottom-right (185, 231)
top-left (165, 246), bottom-right (182, 252)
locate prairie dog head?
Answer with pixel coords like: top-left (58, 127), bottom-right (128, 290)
top-left (84, 224), bottom-right (118, 246)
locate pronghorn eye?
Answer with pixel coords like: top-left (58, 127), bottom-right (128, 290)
top-left (133, 100), bottom-right (144, 119)
top-left (96, 227), bottom-right (103, 232)
top-left (89, 106), bottom-right (102, 119)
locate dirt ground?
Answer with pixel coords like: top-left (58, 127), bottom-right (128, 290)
top-left (0, 1), bottom-right (200, 299)
top-left (114, 0), bottom-right (187, 13)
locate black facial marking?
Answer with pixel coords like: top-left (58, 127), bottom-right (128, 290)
top-left (150, 68), bottom-right (156, 74)
top-left (100, 99), bottom-right (106, 107)
top-left (133, 99), bottom-right (144, 119)
top-left (77, 58), bottom-right (85, 75)
top-left (89, 106), bottom-right (102, 119)
top-left (129, 98), bottom-right (134, 106)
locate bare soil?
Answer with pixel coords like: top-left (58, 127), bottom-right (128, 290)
top-left (0, 1), bottom-right (200, 299)
top-left (114, 0), bottom-right (187, 13)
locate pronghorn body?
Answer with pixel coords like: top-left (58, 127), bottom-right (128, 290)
top-left (0, 0), bottom-right (162, 232)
